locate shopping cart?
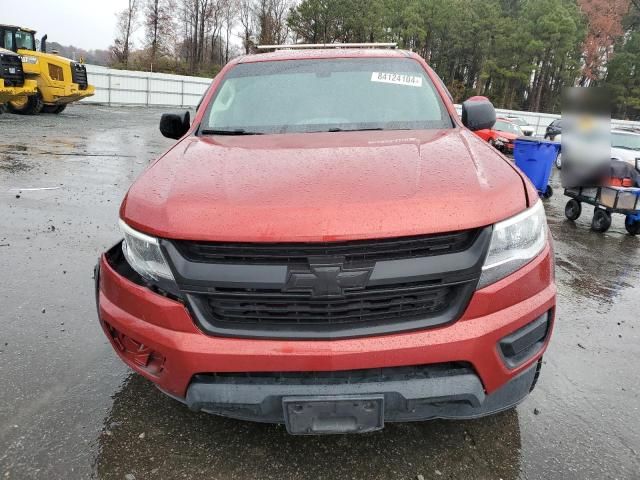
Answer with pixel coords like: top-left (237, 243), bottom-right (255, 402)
top-left (564, 185), bottom-right (640, 235)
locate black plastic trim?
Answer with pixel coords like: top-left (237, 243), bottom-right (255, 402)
top-left (499, 311), bottom-right (551, 369)
top-left (171, 361), bottom-right (539, 425)
top-left (104, 241), bottom-right (183, 301)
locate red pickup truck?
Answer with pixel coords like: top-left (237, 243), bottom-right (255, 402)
top-left (95, 46), bottom-right (555, 435)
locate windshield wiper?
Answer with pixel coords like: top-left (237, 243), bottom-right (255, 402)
top-left (200, 129), bottom-right (264, 136)
top-left (325, 127), bottom-right (385, 133)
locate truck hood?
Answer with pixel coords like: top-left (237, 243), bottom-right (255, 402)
top-left (121, 129), bottom-right (528, 242)
top-left (17, 49), bottom-right (73, 64)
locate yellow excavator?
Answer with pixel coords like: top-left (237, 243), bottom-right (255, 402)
top-left (0, 25), bottom-right (95, 114)
top-left (0, 47), bottom-right (38, 107)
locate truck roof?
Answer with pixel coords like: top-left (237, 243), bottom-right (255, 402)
top-left (0, 24), bottom-right (36, 33)
top-left (234, 48), bottom-right (416, 65)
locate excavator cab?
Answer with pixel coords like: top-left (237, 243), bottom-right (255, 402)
top-left (0, 25), bottom-right (95, 114)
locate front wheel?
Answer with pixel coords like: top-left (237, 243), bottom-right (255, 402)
top-left (8, 91), bottom-right (44, 115)
top-left (625, 216), bottom-right (640, 235)
top-left (565, 199), bottom-right (581, 221)
top-left (591, 209), bottom-right (612, 233)
top-left (41, 104), bottom-right (67, 114)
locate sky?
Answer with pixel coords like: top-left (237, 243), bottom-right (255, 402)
top-left (0, 0), bottom-right (133, 50)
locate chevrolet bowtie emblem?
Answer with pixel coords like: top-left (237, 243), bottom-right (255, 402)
top-left (284, 258), bottom-right (373, 297)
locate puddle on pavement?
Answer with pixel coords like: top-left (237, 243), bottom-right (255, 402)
top-left (551, 219), bottom-right (640, 306)
top-left (0, 154), bottom-right (33, 173)
top-left (0, 144), bottom-right (28, 152)
top-left (92, 374), bottom-right (523, 480)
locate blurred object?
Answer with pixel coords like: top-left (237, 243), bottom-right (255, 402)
top-left (560, 87), bottom-right (611, 188)
top-left (555, 129), bottom-right (640, 171)
top-left (514, 138), bottom-right (560, 199)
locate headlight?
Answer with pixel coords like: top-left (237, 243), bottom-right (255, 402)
top-left (21, 55), bottom-right (38, 64)
top-left (477, 201), bottom-right (547, 289)
top-left (120, 220), bottom-right (175, 282)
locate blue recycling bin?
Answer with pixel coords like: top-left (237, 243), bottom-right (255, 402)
top-left (513, 137), bottom-right (561, 198)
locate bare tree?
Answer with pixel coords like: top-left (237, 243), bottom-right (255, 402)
top-left (144, 0), bottom-right (176, 69)
top-left (222, 0), bottom-right (238, 63)
top-left (207, 0), bottom-right (227, 64)
top-left (112, 0), bottom-right (140, 67)
top-left (256, 0), bottom-right (291, 46)
top-left (269, 0), bottom-right (291, 45)
top-left (238, 0), bottom-right (255, 54)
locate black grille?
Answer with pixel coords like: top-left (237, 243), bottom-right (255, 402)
top-left (165, 228), bottom-right (491, 339)
top-left (194, 362), bottom-right (474, 386)
top-left (71, 62), bottom-right (88, 90)
top-left (202, 281), bottom-right (455, 326)
top-left (174, 229), bottom-right (480, 265)
top-left (0, 53), bottom-right (25, 87)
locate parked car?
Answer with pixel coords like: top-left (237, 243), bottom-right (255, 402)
top-left (474, 117), bottom-right (524, 153)
top-left (95, 46), bottom-right (555, 435)
top-left (505, 115), bottom-right (535, 136)
top-left (611, 129), bottom-right (640, 167)
top-left (545, 119), bottom-right (562, 140)
top-left (555, 128), bottom-right (640, 169)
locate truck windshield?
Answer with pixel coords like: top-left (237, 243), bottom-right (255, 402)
top-left (14, 30), bottom-right (35, 51)
top-left (201, 58), bottom-right (452, 135)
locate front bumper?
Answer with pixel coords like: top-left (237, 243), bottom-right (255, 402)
top-left (0, 79), bottom-right (37, 103)
top-left (41, 83), bottom-right (95, 105)
top-left (96, 243), bottom-right (555, 419)
top-left (176, 359), bottom-right (540, 425)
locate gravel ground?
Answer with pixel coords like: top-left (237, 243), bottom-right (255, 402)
top-left (0, 104), bottom-right (639, 479)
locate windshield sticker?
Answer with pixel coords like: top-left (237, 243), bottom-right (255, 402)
top-left (371, 72), bottom-right (423, 87)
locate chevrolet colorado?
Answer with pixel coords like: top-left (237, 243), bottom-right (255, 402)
top-left (96, 46), bottom-right (555, 435)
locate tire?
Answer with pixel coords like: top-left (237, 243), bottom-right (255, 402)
top-left (542, 185), bottom-right (553, 199)
top-left (625, 216), bottom-right (640, 236)
top-left (8, 91), bottom-right (44, 115)
top-left (591, 209), bottom-right (612, 233)
top-left (41, 104), bottom-right (67, 114)
top-left (565, 199), bottom-right (581, 221)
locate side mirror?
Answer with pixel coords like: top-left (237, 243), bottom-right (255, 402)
top-left (160, 111), bottom-right (190, 140)
top-left (461, 96), bottom-right (496, 131)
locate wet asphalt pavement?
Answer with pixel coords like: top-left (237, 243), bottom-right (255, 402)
top-left (0, 105), bottom-right (639, 479)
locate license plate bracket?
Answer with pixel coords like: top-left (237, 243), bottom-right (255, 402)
top-left (283, 395), bottom-right (384, 435)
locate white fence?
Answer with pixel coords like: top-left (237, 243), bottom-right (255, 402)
top-left (82, 65), bottom-right (640, 133)
top-left (83, 65), bottom-right (211, 108)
